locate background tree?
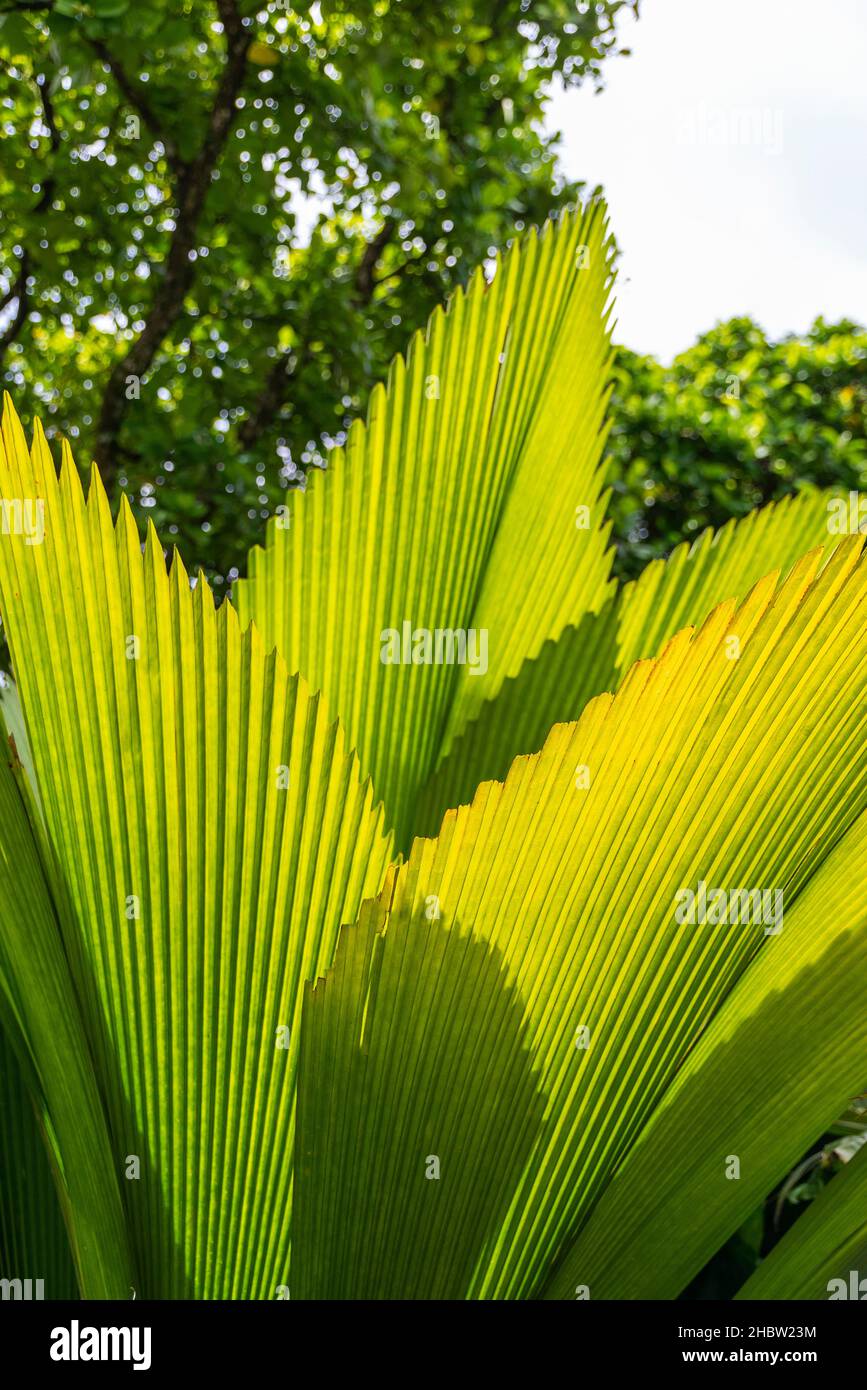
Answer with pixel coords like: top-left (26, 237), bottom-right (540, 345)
top-left (0, 0), bottom-right (636, 588)
top-left (607, 316), bottom-right (867, 577)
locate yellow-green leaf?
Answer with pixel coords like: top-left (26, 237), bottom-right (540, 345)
top-left (235, 204), bottom-right (616, 846)
top-left (543, 806), bottom-right (867, 1299)
top-left (295, 535), bottom-right (867, 1298)
top-left (414, 488), bottom-right (842, 839)
top-left (0, 398), bottom-right (393, 1298)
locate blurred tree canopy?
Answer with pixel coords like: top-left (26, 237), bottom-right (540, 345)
top-left (608, 316), bottom-right (867, 577)
top-left (0, 0), bottom-right (636, 589)
top-left (3, 4), bottom-right (863, 594)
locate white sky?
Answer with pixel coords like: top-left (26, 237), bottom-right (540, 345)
top-left (545, 0), bottom-right (867, 360)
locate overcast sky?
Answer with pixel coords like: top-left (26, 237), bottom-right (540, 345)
top-left (545, 0), bottom-right (867, 360)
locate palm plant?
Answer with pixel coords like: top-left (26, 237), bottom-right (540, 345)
top-left (1, 199), bottom-right (865, 1301)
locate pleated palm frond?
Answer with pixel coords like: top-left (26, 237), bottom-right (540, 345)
top-left (0, 200), bottom-right (863, 1301)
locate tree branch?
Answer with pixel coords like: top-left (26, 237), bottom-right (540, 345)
top-left (198, 0), bottom-right (515, 456)
top-left (237, 219), bottom-right (395, 451)
top-left (1, 72), bottom-right (59, 365)
top-left (373, 244), bottom-right (428, 291)
top-left (237, 344), bottom-right (309, 450)
top-left (87, 37), bottom-right (182, 173)
top-left (354, 220), bottom-right (395, 304)
top-left (0, 280), bottom-right (20, 314)
top-left (0, 255), bottom-right (30, 358)
top-left (93, 0), bottom-right (252, 482)
top-left (34, 69), bottom-right (59, 208)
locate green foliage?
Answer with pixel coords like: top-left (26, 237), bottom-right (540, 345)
top-left (0, 0), bottom-right (635, 588)
top-left (607, 316), bottom-right (867, 577)
top-left (0, 1026), bottom-right (78, 1300)
top-left (5, 7), bottom-right (863, 604)
top-left (2, 205), bottom-right (867, 1301)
